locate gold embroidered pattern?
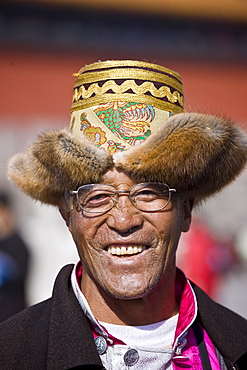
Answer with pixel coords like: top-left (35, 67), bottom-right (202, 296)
top-left (72, 94), bottom-right (183, 114)
top-left (73, 80), bottom-right (183, 107)
top-left (73, 69), bottom-right (183, 94)
top-left (76, 60), bottom-right (182, 81)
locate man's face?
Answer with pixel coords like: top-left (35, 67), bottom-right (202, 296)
top-left (60, 168), bottom-right (192, 300)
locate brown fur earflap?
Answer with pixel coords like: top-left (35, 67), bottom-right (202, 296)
top-left (7, 129), bottom-right (114, 205)
top-left (7, 114), bottom-right (247, 206)
top-left (114, 113), bottom-right (247, 203)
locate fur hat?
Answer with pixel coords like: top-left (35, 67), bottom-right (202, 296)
top-left (7, 60), bottom-right (247, 205)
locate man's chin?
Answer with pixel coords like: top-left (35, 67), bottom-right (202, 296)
top-left (101, 280), bottom-right (158, 301)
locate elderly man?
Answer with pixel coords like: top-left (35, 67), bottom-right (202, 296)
top-left (1, 60), bottom-right (247, 369)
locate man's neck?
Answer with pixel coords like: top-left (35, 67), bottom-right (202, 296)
top-left (81, 271), bottom-right (178, 326)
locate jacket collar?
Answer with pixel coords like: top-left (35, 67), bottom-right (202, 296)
top-left (46, 264), bottom-right (247, 369)
top-left (47, 264), bottom-right (103, 369)
top-left (192, 283), bottom-right (247, 368)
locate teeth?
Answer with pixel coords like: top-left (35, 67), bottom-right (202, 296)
top-left (107, 245), bottom-right (146, 256)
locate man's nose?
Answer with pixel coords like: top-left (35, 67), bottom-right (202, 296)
top-left (106, 195), bottom-right (143, 234)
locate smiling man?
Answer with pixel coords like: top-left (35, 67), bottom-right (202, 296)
top-left (60, 168), bottom-right (191, 327)
top-left (1, 60), bottom-right (247, 369)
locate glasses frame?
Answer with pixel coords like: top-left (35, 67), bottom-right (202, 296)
top-left (70, 183), bottom-right (176, 214)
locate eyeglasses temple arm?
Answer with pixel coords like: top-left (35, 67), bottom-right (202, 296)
top-left (68, 190), bottom-right (78, 211)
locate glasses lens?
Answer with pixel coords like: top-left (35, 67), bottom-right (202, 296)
top-left (130, 183), bottom-right (171, 211)
top-left (77, 184), bottom-right (116, 213)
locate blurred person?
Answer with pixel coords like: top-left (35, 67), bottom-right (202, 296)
top-left (0, 60), bottom-right (247, 369)
top-left (177, 216), bottom-right (236, 299)
top-left (0, 191), bottom-right (29, 322)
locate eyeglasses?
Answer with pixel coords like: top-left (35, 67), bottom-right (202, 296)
top-left (70, 183), bottom-right (176, 215)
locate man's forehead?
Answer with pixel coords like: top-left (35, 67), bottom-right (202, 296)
top-left (101, 168), bottom-right (139, 187)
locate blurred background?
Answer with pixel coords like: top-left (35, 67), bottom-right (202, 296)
top-left (0, 0), bottom-right (247, 320)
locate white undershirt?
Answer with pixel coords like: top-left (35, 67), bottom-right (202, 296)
top-left (100, 315), bottom-right (178, 350)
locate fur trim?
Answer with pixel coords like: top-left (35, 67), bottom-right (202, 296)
top-left (7, 129), bottom-right (114, 205)
top-left (114, 113), bottom-right (247, 202)
top-left (7, 114), bottom-right (247, 205)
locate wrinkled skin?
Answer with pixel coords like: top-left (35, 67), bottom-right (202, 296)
top-left (59, 168), bottom-right (193, 324)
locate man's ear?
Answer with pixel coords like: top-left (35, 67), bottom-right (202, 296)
top-left (181, 198), bottom-right (194, 233)
top-left (58, 197), bottom-right (71, 227)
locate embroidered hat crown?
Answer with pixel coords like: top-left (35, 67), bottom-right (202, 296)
top-left (70, 60), bottom-right (184, 154)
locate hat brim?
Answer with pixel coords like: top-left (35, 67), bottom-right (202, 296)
top-left (7, 113), bottom-right (247, 206)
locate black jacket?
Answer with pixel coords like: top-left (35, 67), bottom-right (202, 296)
top-left (0, 264), bottom-right (246, 369)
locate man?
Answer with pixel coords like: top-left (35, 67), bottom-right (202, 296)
top-left (1, 60), bottom-right (247, 369)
